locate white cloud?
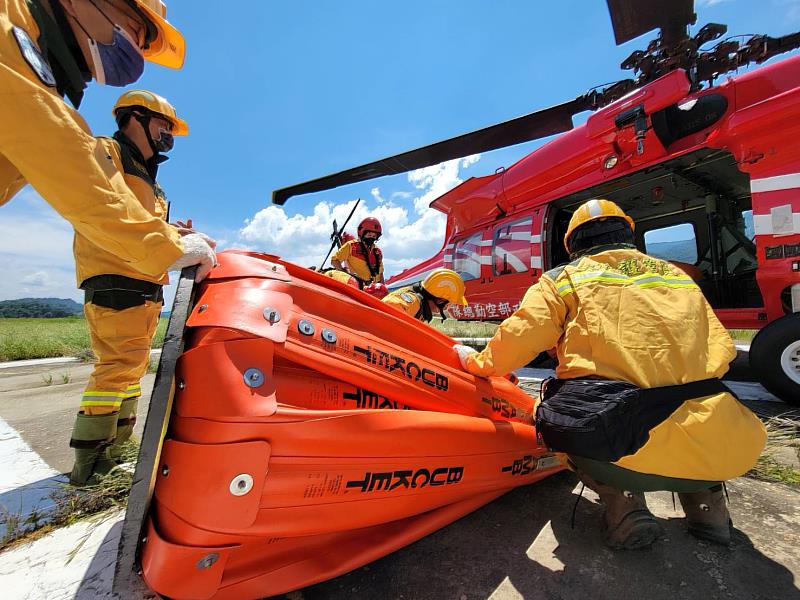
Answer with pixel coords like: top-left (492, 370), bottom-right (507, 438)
top-left (237, 154), bottom-right (481, 277)
top-left (0, 189), bottom-right (80, 301)
top-left (370, 187), bottom-right (387, 204)
top-left (21, 271), bottom-right (51, 287)
top-left (408, 154), bottom-right (480, 214)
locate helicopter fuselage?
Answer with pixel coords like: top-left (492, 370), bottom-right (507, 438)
top-left (388, 53), bottom-right (800, 333)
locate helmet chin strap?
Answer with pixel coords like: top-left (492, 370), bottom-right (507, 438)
top-left (133, 113), bottom-right (159, 156)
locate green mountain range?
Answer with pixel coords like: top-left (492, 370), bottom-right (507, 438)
top-left (0, 297), bottom-right (83, 318)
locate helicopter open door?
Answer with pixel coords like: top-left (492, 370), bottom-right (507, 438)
top-left (541, 148), bottom-right (763, 318)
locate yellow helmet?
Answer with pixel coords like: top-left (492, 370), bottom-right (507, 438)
top-left (564, 198), bottom-right (634, 251)
top-left (421, 268), bottom-right (468, 306)
top-left (113, 89), bottom-right (188, 136)
top-left (128, 0), bottom-right (186, 69)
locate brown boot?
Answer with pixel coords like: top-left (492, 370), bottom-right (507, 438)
top-left (678, 484), bottom-right (731, 545)
top-left (577, 470), bottom-right (661, 550)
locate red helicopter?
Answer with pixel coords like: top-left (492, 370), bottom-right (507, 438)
top-left (274, 0), bottom-right (800, 405)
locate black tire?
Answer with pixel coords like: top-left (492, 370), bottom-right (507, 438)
top-left (749, 313), bottom-right (800, 406)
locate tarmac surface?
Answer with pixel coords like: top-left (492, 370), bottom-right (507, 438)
top-left (0, 356), bottom-right (797, 599)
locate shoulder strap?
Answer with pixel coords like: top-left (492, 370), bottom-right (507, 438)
top-left (359, 241), bottom-right (382, 279)
top-left (411, 283), bottom-right (432, 322)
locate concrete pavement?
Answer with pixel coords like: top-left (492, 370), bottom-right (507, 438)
top-left (0, 358), bottom-right (797, 600)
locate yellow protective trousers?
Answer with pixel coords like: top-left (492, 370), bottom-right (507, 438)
top-left (0, 1), bottom-right (184, 279)
top-left (80, 301), bottom-right (161, 416)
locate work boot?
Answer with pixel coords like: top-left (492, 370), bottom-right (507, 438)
top-left (69, 413), bottom-right (118, 486)
top-left (678, 484), bottom-right (731, 545)
top-left (108, 397), bottom-right (138, 462)
top-left (577, 470), bottom-right (661, 550)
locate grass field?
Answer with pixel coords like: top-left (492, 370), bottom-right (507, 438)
top-left (0, 315), bottom-right (755, 362)
top-left (0, 317), bottom-right (168, 362)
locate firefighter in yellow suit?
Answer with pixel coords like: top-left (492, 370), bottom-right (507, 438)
top-left (383, 268), bottom-right (468, 322)
top-left (454, 199), bottom-right (766, 549)
top-left (69, 90), bottom-right (215, 485)
top-left (0, 0), bottom-right (213, 280)
top-left (332, 217), bottom-right (385, 286)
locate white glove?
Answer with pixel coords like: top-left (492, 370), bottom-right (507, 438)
top-left (168, 233), bottom-right (218, 282)
top-left (195, 231), bottom-right (217, 249)
top-left (172, 220), bottom-right (217, 249)
top-left (453, 344), bottom-right (478, 370)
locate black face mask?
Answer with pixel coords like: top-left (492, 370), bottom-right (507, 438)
top-left (152, 129), bottom-right (174, 153)
top-left (134, 112), bottom-right (174, 154)
top-left (362, 237), bottom-right (376, 247)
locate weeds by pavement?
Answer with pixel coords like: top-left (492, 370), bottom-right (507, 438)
top-left (0, 440), bottom-right (140, 550)
top-left (747, 415), bottom-right (800, 485)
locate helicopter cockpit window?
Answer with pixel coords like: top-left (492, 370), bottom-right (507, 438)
top-left (644, 222), bottom-right (698, 265)
top-left (453, 233), bottom-right (482, 281)
top-left (743, 210), bottom-right (755, 241)
top-left (492, 218), bottom-right (532, 276)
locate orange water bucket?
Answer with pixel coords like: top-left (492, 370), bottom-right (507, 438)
top-left (138, 251), bottom-right (562, 599)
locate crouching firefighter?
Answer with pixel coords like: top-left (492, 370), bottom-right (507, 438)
top-left (454, 199), bottom-right (766, 549)
top-left (331, 217), bottom-right (384, 287)
top-left (384, 268), bottom-right (468, 322)
top-left (69, 90), bottom-right (217, 486)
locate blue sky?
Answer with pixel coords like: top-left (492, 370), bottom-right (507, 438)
top-left (1, 0), bottom-right (797, 302)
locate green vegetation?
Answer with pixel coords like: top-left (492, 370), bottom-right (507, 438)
top-left (430, 317), bottom-right (499, 339)
top-left (0, 316), bottom-right (168, 362)
top-left (747, 417), bottom-right (800, 486)
top-left (0, 314), bottom-right (758, 362)
top-left (728, 329), bottom-right (757, 343)
top-left (0, 298), bottom-right (82, 318)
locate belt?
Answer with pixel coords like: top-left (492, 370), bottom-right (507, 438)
top-left (81, 275), bottom-right (164, 310)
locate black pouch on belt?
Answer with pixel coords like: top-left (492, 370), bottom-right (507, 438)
top-left (82, 275), bottom-right (164, 311)
top-left (535, 377), bottom-right (731, 462)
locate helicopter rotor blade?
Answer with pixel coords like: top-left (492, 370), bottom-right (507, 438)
top-left (320, 198), bottom-right (361, 268)
top-left (272, 98), bottom-right (584, 205)
top-left (606, 0), bottom-right (695, 46)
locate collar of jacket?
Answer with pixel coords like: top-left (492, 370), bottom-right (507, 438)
top-left (571, 243), bottom-right (637, 260)
top-left (27, 0), bottom-right (90, 107)
top-left (113, 130), bottom-right (168, 181)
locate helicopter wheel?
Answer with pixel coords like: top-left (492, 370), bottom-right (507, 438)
top-left (749, 313), bottom-right (800, 406)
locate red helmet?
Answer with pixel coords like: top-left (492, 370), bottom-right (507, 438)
top-left (363, 282), bottom-right (389, 299)
top-left (358, 217), bottom-right (382, 239)
top-left (340, 232), bottom-right (356, 244)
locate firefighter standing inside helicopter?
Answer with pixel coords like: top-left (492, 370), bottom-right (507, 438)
top-left (383, 268), bottom-right (468, 322)
top-left (0, 0), bottom-right (215, 281)
top-left (454, 199), bottom-right (766, 550)
top-left (69, 90), bottom-right (216, 486)
top-left (332, 217), bottom-right (385, 286)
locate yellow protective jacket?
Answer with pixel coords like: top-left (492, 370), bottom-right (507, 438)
top-left (464, 246), bottom-right (766, 482)
top-left (383, 286), bottom-right (423, 319)
top-left (74, 133), bottom-right (171, 286)
top-left (332, 239), bottom-right (383, 284)
top-left (322, 268), bottom-right (358, 287)
top-left (0, 0), bottom-right (183, 278)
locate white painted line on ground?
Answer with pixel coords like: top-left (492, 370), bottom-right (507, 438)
top-left (0, 356), bottom-right (81, 369)
top-left (0, 417), bottom-right (65, 529)
top-left (0, 509), bottom-right (142, 600)
top-left (0, 348), bottom-right (162, 370)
